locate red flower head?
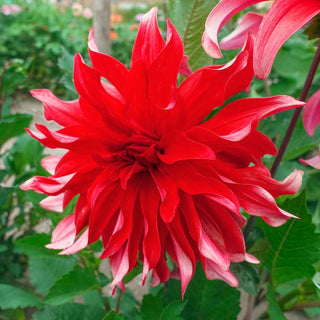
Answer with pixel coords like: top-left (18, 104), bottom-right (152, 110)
top-left (21, 7), bottom-right (304, 296)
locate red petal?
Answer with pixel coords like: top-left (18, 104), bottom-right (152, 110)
top-left (73, 53), bottom-right (126, 127)
top-left (139, 175), bottom-right (161, 282)
top-left (158, 131), bottom-right (215, 164)
top-left (131, 7), bottom-right (165, 67)
top-left (150, 168), bottom-right (179, 223)
top-left (102, 175), bottom-right (143, 256)
top-left (163, 162), bottom-right (240, 215)
top-left (87, 180), bottom-right (120, 244)
top-left (230, 184), bottom-right (297, 227)
top-left (179, 46), bottom-right (253, 128)
top-left (88, 28), bottom-right (128, 97)
top-left (205, 96), bottom-right (305, 131)
top-left (254, 0), bottom-right (320, 79)
top-left (167, 213), bottom-right (196, 298)
top-left (148, 19), bottom-right (183, 109)
top-left (31, 89), bottom-right (84, 127)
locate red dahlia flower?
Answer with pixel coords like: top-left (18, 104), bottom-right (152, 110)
top-left (21, 7), bottom-right (304, 296)
top-left (203, 0), bottom-right (320, 79)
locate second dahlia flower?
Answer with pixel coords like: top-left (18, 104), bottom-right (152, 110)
top-left (21, 7), bottom-right (304, 296)
top-left (203, 0), bottom-right (320, 79)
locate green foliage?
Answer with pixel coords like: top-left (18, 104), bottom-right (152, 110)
top-left (102, 311), bottom-right (126, 320)
top-left (168, 0), bottom-right (217, 71)
top-left (230, 262), bottom-right (260, 295)
top-left (162, 265), bottom-right (241, 320)
top-left (0, 113), bottom-right (32, 146)
top-left (263, 192), bottom-right (320, 286)
top-left (0, 0), bottom-right (91, 96)
top-left (33, 302), bottom-right (106, 320)
top-left (44, 265), bottom-right (100, 305)
top-left (0, 284), bottom-right (42, 309)
top-left (267, 283), bottom-right (287, 320)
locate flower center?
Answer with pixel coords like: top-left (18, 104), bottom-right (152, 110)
top-left (123, 134), bottom-right (160, 167)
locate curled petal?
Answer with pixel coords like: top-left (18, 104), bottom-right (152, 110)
top-left (202, 0), bottom-right (262, 58)
top-left (220, 12), bottom-right (263, 50)
top-left (31, 89), bottom-right (84, 127)
top-left (20, 173), bottom-right (75, 195)
top-left (303, 89), bottom-right (320, 136)
top-left (254, 0), bottom-right (320, 79)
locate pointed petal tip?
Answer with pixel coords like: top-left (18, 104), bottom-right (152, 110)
top-left (245, 253), bottom-right (260, 264)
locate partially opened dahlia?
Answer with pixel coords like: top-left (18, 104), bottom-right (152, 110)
top-left (21, 7), bottom-right (304, 296)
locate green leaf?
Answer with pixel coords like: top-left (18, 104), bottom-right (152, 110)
top-left (266, 283), bottom-right (286, 320)
top-left (29, 255), bottom-right (77, 295)
top-left (0, 113), bottom-right (32, 146)
top-left (169, 0), bottom-right (217, 71)
top-left (1, 98), bottom-right (11, 118)
top-left (283, 117), bottom-right (320, 161)
top-left (15, 233), bottom-right (62, 258)
top-left (230, 262), bottom-right (260, 295)
top-left (165, 265), bottom-right (241, 320)
top-left (263, 192), bottom-right (320, 286)
top-left (0, 186), bottom-right (15, 208)
top-left (33, 302), bottom-right (106, 320)
top-left (160, 300), bottom-right (187, 320)
top-left (0, 284), bottom-right (42, 309)
top-left (44, 265), bottom-right (99, 305)
top-left (101, 311), bottom-right (125, 320)
top-left (141, 294), bottom-right (163, 320)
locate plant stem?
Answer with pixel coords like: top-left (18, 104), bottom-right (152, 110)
top-left (244, 44), bottom-right (320, 240)
top-left (115, 290), bottom-right (123, 314)
top-left (271, 44), bottom-right (320, 176)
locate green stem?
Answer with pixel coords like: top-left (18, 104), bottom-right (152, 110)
top-left (115, 290), bottom-right (123, 314)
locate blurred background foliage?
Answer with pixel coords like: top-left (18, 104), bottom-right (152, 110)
top-left (1, 0), bottom-right (320, 319)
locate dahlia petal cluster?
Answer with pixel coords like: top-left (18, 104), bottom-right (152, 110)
top-left (21, 7), bottom-right (304, 295)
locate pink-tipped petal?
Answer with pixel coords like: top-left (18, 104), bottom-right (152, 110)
top-left (40, 194), bottom-right (65, 212)
top-left (46, 214), bottom-right (76, 249)
top-left (303, 89), bottom-right (320, 136)
top-left (300, 149), bottom-right (320, 169)
top-left (202, 0), bottom-right (262, 58)
top-left (40, 156), bottom-right (61, 175)
top-left (59, 228), bottom-right (89, 255)
top-left (131, 7), bottom-right (165, 67)
top-left (254, 0), bottom-right (320, 79)
top-left (220, 12), bottom-right (264, 50)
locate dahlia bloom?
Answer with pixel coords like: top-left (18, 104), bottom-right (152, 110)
top-left (203, 0), bottom-right (320, 79)
top-left (21, 8), bottom-right (304, 296)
